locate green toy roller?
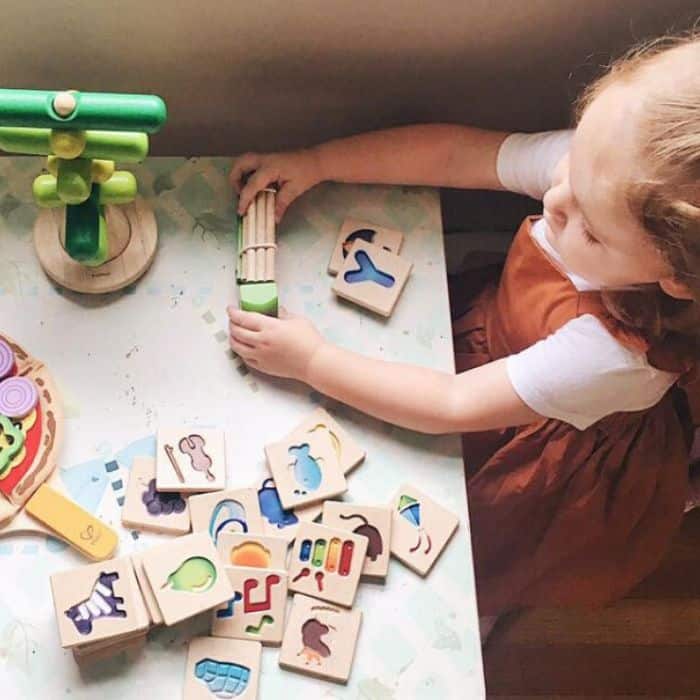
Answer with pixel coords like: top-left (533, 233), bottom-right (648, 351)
top-left (0, 88), bottom-right (167, 293)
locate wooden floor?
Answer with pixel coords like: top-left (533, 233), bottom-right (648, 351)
top-left (484, 508), bottom-right (700, 698)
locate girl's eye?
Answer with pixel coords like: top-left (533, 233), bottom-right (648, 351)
top-left (582, 227), bottom-right (599, 245)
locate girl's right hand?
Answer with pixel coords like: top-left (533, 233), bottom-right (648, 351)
top-left (230, 148), bottom-right (323, 222)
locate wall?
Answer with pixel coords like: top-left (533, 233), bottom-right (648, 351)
top-left (1, 1), bottom-right (697, 230)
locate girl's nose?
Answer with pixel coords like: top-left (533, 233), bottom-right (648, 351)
top-left (543, 188), bottom-right (567, 233)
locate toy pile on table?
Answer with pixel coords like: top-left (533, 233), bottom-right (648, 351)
top-left (49, 407), bottom-right (459, 695)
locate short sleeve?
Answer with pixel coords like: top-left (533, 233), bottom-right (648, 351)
top-left (506, 315), bottom-right (678, 430)
top-left (496, 130), bottom-right (574, 200)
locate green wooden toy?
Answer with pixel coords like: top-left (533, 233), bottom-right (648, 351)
top-left (0, 88), bottom-right (166, 273)
top-left (235, 189), bottom-right (279, 316)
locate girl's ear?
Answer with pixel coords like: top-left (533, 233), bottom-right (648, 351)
top-left (659, 276), bottom-right (694, 300)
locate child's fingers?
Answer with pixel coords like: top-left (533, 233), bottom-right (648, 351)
top-left (229, 322), bottom-right (259, 347)
top-left (238, 170), bottom-right (275, 215)
top-left (229, 336), bottom-right (256, 359)
top-left (227, 306), bottom-right (266, 331)
top-left (230, 153), bottom-right (261, 192)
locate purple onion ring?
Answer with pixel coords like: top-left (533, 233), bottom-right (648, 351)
top-left (0, 340), bottom-right (14, 380)
top-left (0, 377), bottom-right (39, 418)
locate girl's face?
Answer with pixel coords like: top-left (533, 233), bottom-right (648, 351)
top-left (541, 82), bottom-right (678, 292)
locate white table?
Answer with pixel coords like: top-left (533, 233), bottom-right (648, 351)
top-left (0, 157), bottom-right (485, 698)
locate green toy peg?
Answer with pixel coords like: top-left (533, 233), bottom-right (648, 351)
top-left (56, 159), bottom-right (92, 205)
top-left (64, 185), bottom-right (108, 266)
top-left (0, 89), bottom-right (166, 133)
top-left (99, 171), bottom-right (137, 205)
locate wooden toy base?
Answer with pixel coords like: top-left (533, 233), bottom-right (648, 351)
top-left (33, 197), bottom-right (157, 294)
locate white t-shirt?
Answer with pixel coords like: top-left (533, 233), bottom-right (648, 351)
top-left (495, 130), bottom-right (677, 430)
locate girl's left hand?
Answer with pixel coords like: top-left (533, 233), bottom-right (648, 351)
top-left (227, 307), bottom-right (325, 382)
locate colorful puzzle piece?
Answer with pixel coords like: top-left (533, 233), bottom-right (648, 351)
top-left (328, 218), bottom-right (404, 275)
top-left (122, 456), bottom-right (191, 534)
top-left (264, 408), bottom-right (365, 511)
top-left (216, 531), bottom-right (288, 570)
top-left (322, 501), bottom-right (392, 581)
top-left (211, 567), bottom-right (288, 646)
top-left (184, 637), bottom-right (261, 700)
top-left (389, 483), bottom-right (459, 576)
top-left (279, 594), bottom-right (362, 685)
top-left (288, 521), bottom-right (368, 607)
top-left (332, 239), bottom-right (412, 317)
top-left (189, 488), bottom-right (264, 543)
top-left (141, 532), bottom-right (233, 626)
top-left (156, 428), bottom-right (226, 493)
top-left (50, 556), bottom-right (149, 649)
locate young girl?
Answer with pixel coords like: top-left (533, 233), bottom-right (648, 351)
top-left (228, 34), bottom-right (700, 621)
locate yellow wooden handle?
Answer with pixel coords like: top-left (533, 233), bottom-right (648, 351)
top-left (25, 484), bottom-right (118, 560)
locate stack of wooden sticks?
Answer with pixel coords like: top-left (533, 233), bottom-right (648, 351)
top-left (239, 188), bottom-right (276, 282)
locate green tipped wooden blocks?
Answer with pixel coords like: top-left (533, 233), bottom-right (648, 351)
top-left (235, 191), bottom-right (279, 316)
top-left (239, 282), bottom-right (279, 316)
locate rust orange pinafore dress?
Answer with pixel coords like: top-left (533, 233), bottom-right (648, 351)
top-left (452, 216), bottom-right (693, 616)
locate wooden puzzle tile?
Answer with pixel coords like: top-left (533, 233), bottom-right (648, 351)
top-left (294, 408), bottom-right (365, 475)
top-left (72, 633), bottom-right (147, 665)
top-left (156, 427), bottom-right (226, 493)
top-left (216, 531), bottom-right (288, 570)
top-left (279, 593), bottom-right (362, 685)
top-left (389, 483), bottom-right (459, 576)
top-left (184, 636), bottom-right (261, 700)
top-left (141, 532), bottom-right (234, 626)
top-left (131, 551), bottom-right (163, 626)
top-left (256, 475), bottom-right (322, 544)
top-left (264, 408), bottom-right (365, 511)
top-left (50, 555), bottom-right (148, 649)
top-left (328, 218), bottom-right (404, 275)
top-left (322, 501), bottom-right (392, 581)
top-left (121, 456), bottom-right (191, 534)
top-left (211, 567), bottom-right (288, 646)
top-left (72, 627), bottom-right (147, 657)
top-left (332, 239), bottom-right (412, 317)
top-left (189, 488), bottom-right (264, 544)
top-left (287, 522), bottom-right (367, 607)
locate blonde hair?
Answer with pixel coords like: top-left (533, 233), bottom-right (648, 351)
top-left (575, 31), bottom-right (700, 365)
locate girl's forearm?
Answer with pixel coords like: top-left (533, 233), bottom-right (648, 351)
top-left (312, 124), bottom-right (509, 190)
top-left (305, 341), bottom-right (537, 434)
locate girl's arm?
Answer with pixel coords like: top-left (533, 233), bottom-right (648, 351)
top-left (307, 342), bottom-right (539, 433)
top-left (313, 124), bottom-right (510, 191)
top-left (228, 308), bottom-right (539, 434)
top-left (232, 124), bottom-right (510, 220)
